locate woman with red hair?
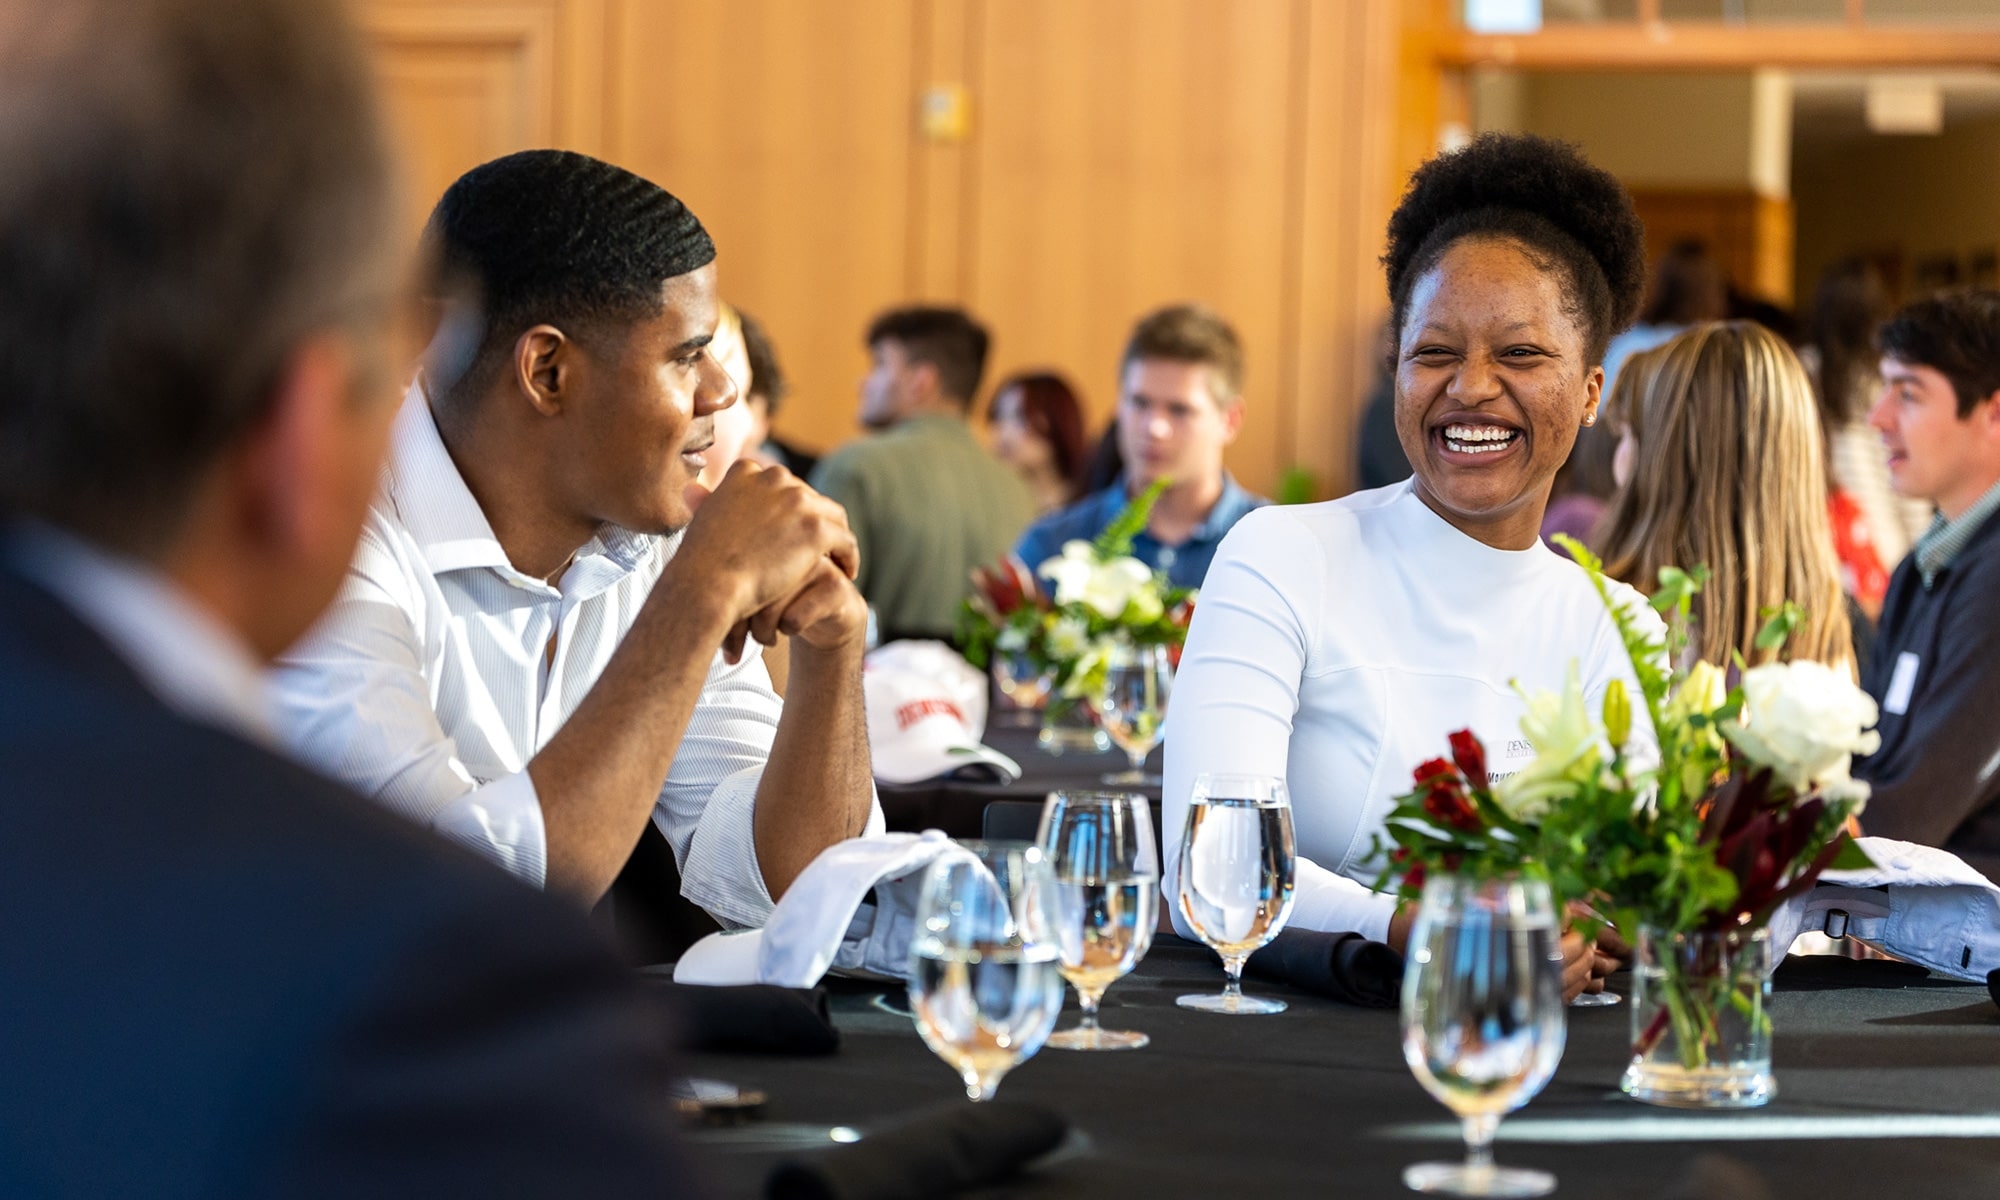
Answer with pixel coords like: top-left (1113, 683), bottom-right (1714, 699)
top-left (987, 371), bottom-right (1088, 515)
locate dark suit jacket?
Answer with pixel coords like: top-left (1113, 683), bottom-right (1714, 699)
top-left (0, 565), bottom-right (705, 1197)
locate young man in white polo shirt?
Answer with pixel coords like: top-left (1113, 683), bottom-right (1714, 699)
top-left (1856, 289), bottom-right (2000, 882)
top-left (273, 151), bottom-right (882, 931)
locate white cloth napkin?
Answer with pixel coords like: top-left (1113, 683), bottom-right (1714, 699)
top-left (673, 830), bottom-right (975, 988)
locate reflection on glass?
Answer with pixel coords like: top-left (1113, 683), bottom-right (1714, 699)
top-left (1174, 774), bottom-right (1296, 1015)
top-left (1038, 792), bottom-right (1159, 1050)
top-left (992, 651), bottom-right (1055, 726)
top-left (908, 841), bottom-right (1066, 1101)
top-left (1097, 641), bottom-right (1172, 784)
top-left (1400, 875), bottom-right (1566, 1197)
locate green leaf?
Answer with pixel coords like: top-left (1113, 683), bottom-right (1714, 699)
top-left (1828, 836), bottom-right (1875, 872)
top-left (1092, 477), bottom-right (1171, 561)
top-left (1752, 601), bottom-right (1803, 653)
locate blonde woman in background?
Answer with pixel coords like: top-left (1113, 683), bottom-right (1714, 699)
top-left (1598, 321), bottom-right (1857, 675)
top-left (698, 302), bottom-right (793, 693)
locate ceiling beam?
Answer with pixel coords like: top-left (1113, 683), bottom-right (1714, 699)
top-left (1440, 24), bottom-right (2000, 71)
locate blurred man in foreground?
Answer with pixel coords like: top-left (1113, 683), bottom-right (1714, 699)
top-left (0, 0), bottom-right (701, 1192)
top-left (1856, 290), bottom-right (2000, 882)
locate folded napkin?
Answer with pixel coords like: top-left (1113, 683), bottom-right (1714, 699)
top-left (643, 974), bottom-right (840, 1056)
top-left (1242, 928), bottom-right (1404, 1008)
top-left (765, 1102), bottom-right (1068, 1200)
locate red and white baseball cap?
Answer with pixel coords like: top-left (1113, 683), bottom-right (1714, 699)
top-left (863, 640), bottom-right (1022, 785)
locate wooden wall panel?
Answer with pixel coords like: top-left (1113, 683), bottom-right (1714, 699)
top-left (610, 0), bottom-right (919, 457)
top-left (358, 0), bottom-right (1412, 494)
top-left (359, 0), bottom-right (609, 242)
top-left (1293, 0), bottom-right (1403, 500)
top-left (1631, 188), bottom-right (1797, 305)
top-left (965, 0), bottom-right (1301, 495)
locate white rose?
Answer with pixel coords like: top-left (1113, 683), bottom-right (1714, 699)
top-left (1125, 581), bottom-right (1165, 624)
top-left (1038, 542), bottom-right (1101, 609)
top-left (1045, 614), bottom-right (1090, 661)
top-left (1495, 662), bottom-right (1603, 821)
top-left (1080, 556), bottom-right (1154, 620)
top-left (1722, 661), bottom-right (1882, 797)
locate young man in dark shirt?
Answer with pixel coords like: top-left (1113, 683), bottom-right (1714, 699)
top-left (1855, 290), bottom-right (2000, 882)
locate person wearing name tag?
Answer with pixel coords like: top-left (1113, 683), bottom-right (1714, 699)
top-left (1853, 290), bottom-right (2000, 883)
top-left (1163, 135), bottom-right (1660, 1003)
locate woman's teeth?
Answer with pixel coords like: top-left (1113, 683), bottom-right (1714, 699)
top-left (1443, 424), bottom-right (1519, 455)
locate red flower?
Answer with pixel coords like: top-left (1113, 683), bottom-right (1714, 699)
top-left (1412, 757), bottom-right (1457, 788)
top-left (1422, 783), bottom-right (1482, 832)
top-left (970, 555), bottom-right (1041, 616)
top-left (1391, 846), bottom-right (1427, 891)
top-left (1448, 729), bottom-right (1490, 791)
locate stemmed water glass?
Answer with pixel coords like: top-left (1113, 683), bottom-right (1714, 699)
top-left (907, 841), bottom-right (1066, 1101)
top-left (1037, 792), bottom-right (1159, 1050)
top-left (1400, 875), bottom-right (1567, 1197)
top-left (1174, 773), bottom-right (1296, 1014)
top-left (1098, 641), bottom-right (1172, 784)
top-left (991, 651), bottom-right (1055, 727)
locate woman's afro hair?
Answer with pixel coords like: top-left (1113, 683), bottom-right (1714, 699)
top-left (1382, 133), bottom-right (1647, 365)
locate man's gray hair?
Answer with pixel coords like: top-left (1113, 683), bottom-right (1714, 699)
top-left (0, 0), bottom-right (397, 554)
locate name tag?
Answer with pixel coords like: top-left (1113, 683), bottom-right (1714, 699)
top-left (1884, 652), bottom-right (1920, 716)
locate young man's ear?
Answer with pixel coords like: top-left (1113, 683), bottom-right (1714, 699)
top-left (513, 326), bottom-right (570, 417)
top-left (1220, 398), bottom-right (1246, 445)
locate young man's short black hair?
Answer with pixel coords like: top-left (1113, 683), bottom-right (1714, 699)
top-left (420, 149), bottom-right (714, 410)
top-left (1382, 133), bottom-right (1647, 367)
top-left (738, 308), bottom-right (787, 415)
top-left (1877, 289), bottom-right (2000, 418)
top-left (865, 306), bottom-right (989, 407)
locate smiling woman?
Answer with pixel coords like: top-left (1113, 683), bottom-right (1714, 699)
top-left (1162, 135), bottom-right (1663, 999)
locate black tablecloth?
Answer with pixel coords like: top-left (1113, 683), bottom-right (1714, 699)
top-left (877, 720), bottom-right (1162, 840)
top-left (681, 941), bottom-right (2000, 1199)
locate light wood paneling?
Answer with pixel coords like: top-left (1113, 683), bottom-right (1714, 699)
top-left (611, 0), bottom-right (919, 457)
top-left (359, 0), bottom-right (1413, 493)
top-left (1631, 188), bottom-right (1797, 305)
top-left (1292, 0), bottom-right (1403, 499)
top-left (965, 0), bottom-right (1300, 494)
top-left (359, 0), bottom-right (609, 241)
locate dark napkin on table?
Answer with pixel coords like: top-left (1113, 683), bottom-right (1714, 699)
top-left (765, 1101), bottom-right (1068, 1200)
top-left (645, 976), bottom-right (840, 1056)
top-left (1242, 928), bottom-right (1404, 1008)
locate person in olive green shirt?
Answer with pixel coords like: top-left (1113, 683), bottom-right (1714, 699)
top-left (811, 307), bottom-right (1034, 641)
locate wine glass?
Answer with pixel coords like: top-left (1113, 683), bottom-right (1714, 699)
top-left (907, 841), bottom-right (1066, 1101)
top-left (1400, 875), bottom-right (1567, 1197)
top-left (1098, 641), bottom-right (1172, 784)
top-left (1037, 792), bottom-right (1160, 1051)
top-left (1174, 773), bottom-right (1296, 1014)
top-left (991, 651), bottom-right (1054, 727)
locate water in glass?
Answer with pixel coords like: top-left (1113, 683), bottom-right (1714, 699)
top-left (1098, 642), bottom-right (1171, 784)
top-left (1174, 774), bottom-right (1295, 1014)
top-left (907, 842), bottom-right (1065, 1100)
top-left (1038, 792), bottom-right (1160, 1050)
top-left (1400, 875), bottom-right (1566, 1197)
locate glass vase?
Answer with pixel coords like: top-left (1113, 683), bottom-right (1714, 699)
top-left (1037, 698), bottom-right (1110, 755)
top-left (1622, 925), bottom-right (1774, 1109)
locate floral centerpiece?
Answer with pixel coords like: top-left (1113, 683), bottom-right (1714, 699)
top-left (1374, 538), bottom-right (1880, 1108)
top-left (958, 480), bottom-right (1195, 733)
